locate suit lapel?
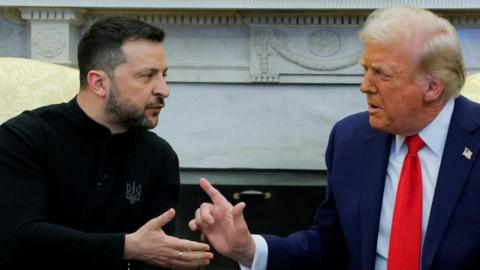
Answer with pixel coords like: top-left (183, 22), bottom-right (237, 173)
top-left (422, 96), bottom-right (480, 270)
top-left (360, 132), bottom-right (392, 270)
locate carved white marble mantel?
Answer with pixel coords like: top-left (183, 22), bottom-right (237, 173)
top-left (1, 1), bottom-right (480, 170)
top-left (1, 0), bottom-right (480, 9)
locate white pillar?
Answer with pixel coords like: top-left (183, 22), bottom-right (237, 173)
top-left (20, 7), bottom-right (84, 66)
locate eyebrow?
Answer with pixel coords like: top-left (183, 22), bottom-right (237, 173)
top-left (135, 67), bottom-right (168, 77)
top-left (358, 60), bottom-right (392, 74)
top-left (141, 67), bottom-right (168, 73)
top-left (137, 67), bottom-right (159, 74)
top-left (371, 64), bottom-right (388, 72)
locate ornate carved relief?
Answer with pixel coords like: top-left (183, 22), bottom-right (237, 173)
top-left (251, 30), bottom-right (278, 83)
top-left (20, 8), bottom-right (84, 64)
top-left (308, 30), bottom-right (340, 57)
top-left (250, 27), bottom-right (362, 82)
top-left (252, 30), bottom-right (272, 74)
top-left (267, 29), bottom-right (361, 71)
top-left (32, 25), bottom-right (66, 58)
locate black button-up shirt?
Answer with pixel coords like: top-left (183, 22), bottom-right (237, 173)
top-left (0, 98), bottom-right (179, 270)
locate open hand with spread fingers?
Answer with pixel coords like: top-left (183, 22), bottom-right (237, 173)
top-left (124, 208), bottom-right (213, 269)
top-left (188, 178), bottom-right (256, 267)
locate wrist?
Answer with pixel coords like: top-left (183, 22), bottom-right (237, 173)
top-left (123, 233), bottom-right (137, 260)
top-left (237, 235), bottom-right (256, 267)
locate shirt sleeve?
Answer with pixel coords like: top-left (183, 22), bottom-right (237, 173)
top-left (145, 145), bottom-right (180, 235)
top-left (239, 234), bottom-right (269, 270)
top-left (129, 141), bottom-right (179, 270)
top-left (0, 115), bottom-right (124, 268)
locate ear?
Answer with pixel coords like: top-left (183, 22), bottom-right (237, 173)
top-left (423, 77), bottom-right (446, 103)
top-left (86, 70), bottom-right (110, 97)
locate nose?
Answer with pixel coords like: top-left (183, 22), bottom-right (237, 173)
top-left (359, 69), bottom-right (376, 94)
top-left (153, 75), bottom-right (169, 98)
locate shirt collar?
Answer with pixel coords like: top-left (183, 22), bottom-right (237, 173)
top-left (67, 96), bottom-right (112, 140)
top-left (394, 97), bottom-right (455, 157)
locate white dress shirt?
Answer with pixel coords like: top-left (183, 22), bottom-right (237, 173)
top-left (242, 98), bottom-right (455, 270)
top-left (375, 97), bottom-right (453, 269)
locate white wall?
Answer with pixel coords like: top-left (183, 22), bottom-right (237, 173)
top-left (1, 1), bottom-right (480, 172)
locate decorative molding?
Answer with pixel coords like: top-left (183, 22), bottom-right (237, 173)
top-left (20, 7), bottom-right (84, 24)
top-left (83, 12), bottom-right (243, 26)
top-left (244, 14), bottom-right (367, 25)
top-left (250, 74), bottom-right (279, 83)
top-left (2, 3), bottom-right (479, 83)
top-left (81, 11), bottom-right (480, 27)
top-left (1, 0), bottom-right (480, 10)
top-left (85, 12), bottom-right (370, 26)
top-left (448, 15), bottom-right (480, 26)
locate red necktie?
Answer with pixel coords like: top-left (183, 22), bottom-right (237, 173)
top-left (388, 135), bottom-right (424, 270)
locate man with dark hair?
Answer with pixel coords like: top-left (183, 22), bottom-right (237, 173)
top-left (0, 16), bottom-right (212, 270)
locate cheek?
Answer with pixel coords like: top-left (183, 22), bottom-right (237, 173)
top-left (381, 88), bottom-right (406, 111)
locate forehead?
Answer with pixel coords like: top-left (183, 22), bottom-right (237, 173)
top-left (120, 39), bottom-right (166, 68)
top-left (362, 41), bottom-right (414, 70)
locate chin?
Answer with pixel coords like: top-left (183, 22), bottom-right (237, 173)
top-left (137, 116), bottom-right (158, 129)
top-left (368, 117), bottom-right (389, 133)
top-left (147, 119), bottom-right (159, 129)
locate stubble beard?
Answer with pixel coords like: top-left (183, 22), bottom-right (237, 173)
top-left (105, 83), bottom-right (160, 130)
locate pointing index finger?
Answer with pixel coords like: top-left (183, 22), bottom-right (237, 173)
top-left (199, 177), bottom-right (229, 206)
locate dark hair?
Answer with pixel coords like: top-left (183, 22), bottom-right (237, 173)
top-left (77, 16), bottom-right (165, 88)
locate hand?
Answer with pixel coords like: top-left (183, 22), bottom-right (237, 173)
top-left (124, 208), bottom-right (213, 269)
top-left (188, 178), bottom-right (256, 267)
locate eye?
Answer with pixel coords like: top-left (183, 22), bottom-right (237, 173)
top-left (372, 67), bottom-right (394, 81)
top-left (379, 71), bottom-right (394, 81)
top-left (139, 73), bottom-right (155, 82)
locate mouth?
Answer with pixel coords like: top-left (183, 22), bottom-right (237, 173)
top-left (146, 100), bottom-right (165, 113)
top-left (367, 102), bottom-right (382, 113)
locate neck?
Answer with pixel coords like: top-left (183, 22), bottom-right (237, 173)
top-left (76, 89), bottom-right (128, 134)
top-left (400, 97), bottom-right (450, 137)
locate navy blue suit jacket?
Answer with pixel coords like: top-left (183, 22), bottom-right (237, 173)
top-left (264, 96), bottom-right (480, 270)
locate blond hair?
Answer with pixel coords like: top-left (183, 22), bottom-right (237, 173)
top-left (359, 5), bottom-right (465, 97)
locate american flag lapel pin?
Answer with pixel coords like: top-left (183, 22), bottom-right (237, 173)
top-left (462, 147), bottom-right (473, 160)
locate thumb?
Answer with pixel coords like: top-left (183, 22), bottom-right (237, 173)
top-left (150, 208), bottom-right (176, 229)
top-left (232, 202), bottom-right (246, 225)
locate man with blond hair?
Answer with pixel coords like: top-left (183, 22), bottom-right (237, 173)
top-left (189, 5), bottom-right (480, 270)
